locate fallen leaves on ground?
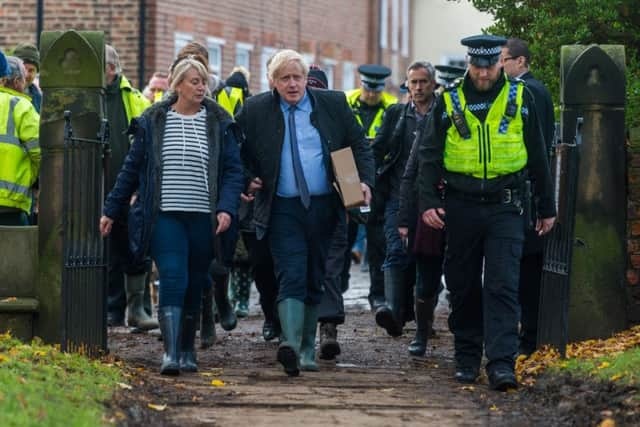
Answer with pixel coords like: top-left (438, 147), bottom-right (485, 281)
top-left (516, 325), bottom-right (640, 386)
top-left (147, 403), bottom-right (167, 411)
top-left (210, 379), bottom-right (225, 387)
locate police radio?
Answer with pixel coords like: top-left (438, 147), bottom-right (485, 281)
top-left (451, 111), bottom-right (471, 139)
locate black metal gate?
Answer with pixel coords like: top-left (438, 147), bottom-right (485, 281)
top-left (537, 119), bottom-right (582, 357)
top-left (61, 111), bottom-right (110, 355)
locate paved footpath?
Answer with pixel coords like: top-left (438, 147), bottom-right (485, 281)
top-left (109, 265), bottom-right (560, 426)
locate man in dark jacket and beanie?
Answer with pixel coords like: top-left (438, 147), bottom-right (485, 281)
top-left (501, 37), bottom-right (555, 356)
top-left (237, 49), bottom-right (374, 376)
top-left (373, 61), bottom-right (440, 355)
top-left (13, 43), bottom-right (42, 113)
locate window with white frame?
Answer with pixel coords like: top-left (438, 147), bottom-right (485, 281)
top-left (302, 53), bottom-right (315, 67)
top-left (380, 0), bottom-right (388, 49)
top-left (342, 61), bottom-right (355, 90)
top-left (174, 32), bottom-right (193, 57)
top-left (322, 59), bottom-right (337, 90)
top-left (401, 0), bottom-right (409, 57)
top-left (207, 37), bottom-right (225, 76)
top-left (235, 42), bottom-right (253, 71)
top-left (261, 47), bottom-right (277, 92)
top-left (391, 0), bottom-right (399, 51)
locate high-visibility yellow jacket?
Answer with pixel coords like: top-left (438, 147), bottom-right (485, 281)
top-left (120, 75), bottom-right (151, 124)
top-left (442, 77), bottom-right (527, 179)
top-left (217, 86), bottom-right (244, 116)
top-left (0, 87), bottom-right (41, 213)
top-left (345, 89), bottom-right (397, 139)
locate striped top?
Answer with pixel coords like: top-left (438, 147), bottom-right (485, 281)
top-left (160, 107), bottom-right (211, 212)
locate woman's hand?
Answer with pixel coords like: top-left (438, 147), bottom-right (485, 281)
top-left (99, 215), bottom-right (114, 237)
top-left (216, 212), bottom-right (232, 235)
top-left (241, 177), bottom-right (263, 202)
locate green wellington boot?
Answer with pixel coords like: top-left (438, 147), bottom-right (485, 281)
top-left (125, 273), bottom-right (159, 330)
top-left (231, 268), bottom-right (251, 318)
top-left (277, 298), bottom-right (305, 377)
top-left (299, 304), bottom-right (319, 371)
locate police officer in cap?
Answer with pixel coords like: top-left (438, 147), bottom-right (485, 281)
top-left (434, 64), bottom-right (466, 91)
top-left (345, 65), bottom-right (398, 312)
top-left (418, 35), bottom-right (556, 391)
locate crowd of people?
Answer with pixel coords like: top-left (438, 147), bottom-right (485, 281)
top-left (2, 33), bottom-right (557, 392)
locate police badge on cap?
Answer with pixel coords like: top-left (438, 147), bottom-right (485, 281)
top-left (461, 35), bottom-right (507, 68)
top-left (358, 64), bottom-right (391, 91)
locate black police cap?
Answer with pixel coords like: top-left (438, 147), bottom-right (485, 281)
top-left (358, 64), bottom-right (391, 91)
top-left (435, 65), bottom-right (466, 84)
top-left (461, 34), bottom-right (507, 67)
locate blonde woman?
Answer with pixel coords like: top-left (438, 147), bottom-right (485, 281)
top-left (100, 55), bottom-right (244, 375)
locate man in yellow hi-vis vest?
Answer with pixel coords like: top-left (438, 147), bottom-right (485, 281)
top-left (345, 65), bottom-right (397, 313)
top-left (418, 35), bottom-right (556, 391)
top-left (104, 44), bottom-right (155, 331)
top-left (0, 50), bottom-right (40, 226)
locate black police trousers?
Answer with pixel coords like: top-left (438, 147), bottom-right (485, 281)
top-left (444, 194), bottom-right (524, 374)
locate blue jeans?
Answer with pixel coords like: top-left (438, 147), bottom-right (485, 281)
top-left (269, 195), bottom-right (338, 305)
top-left (150, 211), bottom-right (213, 311)
top-left (383, 198), bottom-right (411, 270)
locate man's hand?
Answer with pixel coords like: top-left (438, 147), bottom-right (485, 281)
top-left (398, 226), bottom-right (408, 239)
top-left (536, 217), bottom-right (556, 236)
top-left (241, 177), bottom-right (263, 202)
top-left (422, 208), bottom-right (446, 229)
top-left (216, 212), bottom-right (232, 235)
top-left (99, 215), bottom-right (114, 237)
top-left (361, 183), bottom-right (372, 206)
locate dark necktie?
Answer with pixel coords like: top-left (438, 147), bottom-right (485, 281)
top-left (288, 105), bottom-right (311, 209)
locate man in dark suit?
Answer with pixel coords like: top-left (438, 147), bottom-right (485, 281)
top-left (237, 49), bottom-right (375, 376)
top-left (501, 37), bottom-right (556, 356)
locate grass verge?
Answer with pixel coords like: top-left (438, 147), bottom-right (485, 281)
top-left (553, 346), bottom-right (640, 388)
top-left (0, 332), bottom-right (122, 427)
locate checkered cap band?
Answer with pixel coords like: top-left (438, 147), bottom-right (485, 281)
top-left (467, 46), bottom-right (502, 56)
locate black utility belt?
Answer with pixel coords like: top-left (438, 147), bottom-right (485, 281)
top-left (448, 188), bottom-right (522, 204)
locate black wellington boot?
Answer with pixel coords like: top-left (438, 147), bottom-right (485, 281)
top-left (375, 267), bottom-right (406, 337)
top-left (214, 274), bottom-right (237, 331)
top-left (158, 306), bottom-right (182, 375)
top-left (180, 311), bottom-right (199, 372)
top-left (200, 287), bottom-right (216, 349)
top-left (408, 296), bottom-right (436, 356)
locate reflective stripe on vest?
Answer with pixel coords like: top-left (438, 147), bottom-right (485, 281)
top-left (442, 79), bottom-right (527, 179)
top-left (0, 97), bottom-right (21, 147)
top-left (0, 179), bottom-right (30, 197)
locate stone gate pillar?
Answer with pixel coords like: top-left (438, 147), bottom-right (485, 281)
top-left (36, 30), bottom-right (105, 346)
top-left (561, 45), bottom-right (627, 341)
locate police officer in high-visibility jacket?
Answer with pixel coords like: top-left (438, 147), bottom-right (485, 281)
top-left (104, 44), bottom-right (154, 331)
top-left (345, 65), bottom-right (397, 312)
top-left (0, 50), bottom-right (40, 226)
top-left (418, 35), bottom-right (556, 391)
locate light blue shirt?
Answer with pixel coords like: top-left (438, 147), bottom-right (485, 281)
top-left (277, 91), bottom-right (331, 198)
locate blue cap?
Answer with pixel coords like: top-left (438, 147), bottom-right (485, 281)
top-left (461, 35), bottom-right (507, 67)
top-left (0, 49), bottom-right (10, 78)
top-left (435, 65), bottom-right (466, 84)
top-left (358, 64), bottom-right (391, 91)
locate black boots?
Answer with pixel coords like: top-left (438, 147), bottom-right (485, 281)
top-left (375, 267), bottom-right (406, 337)
top-left (158, 306), bottom-right (181, 375)
top-left (319, 322), bottom-right (340, 360)
top-left (180, 311), bottom-right (199, 372)
top-left (408, 296), bottom-right (437, 356)
top-left (214, 274), bottom-right (237, 331)
top-left (200, 287), bottom-right (216, 349)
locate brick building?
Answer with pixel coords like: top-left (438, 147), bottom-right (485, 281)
top-left (0, 0), bottom-right (413, 94)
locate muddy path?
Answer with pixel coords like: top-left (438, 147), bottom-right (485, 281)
top-left (108, 302), bottom-right (571, 427)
